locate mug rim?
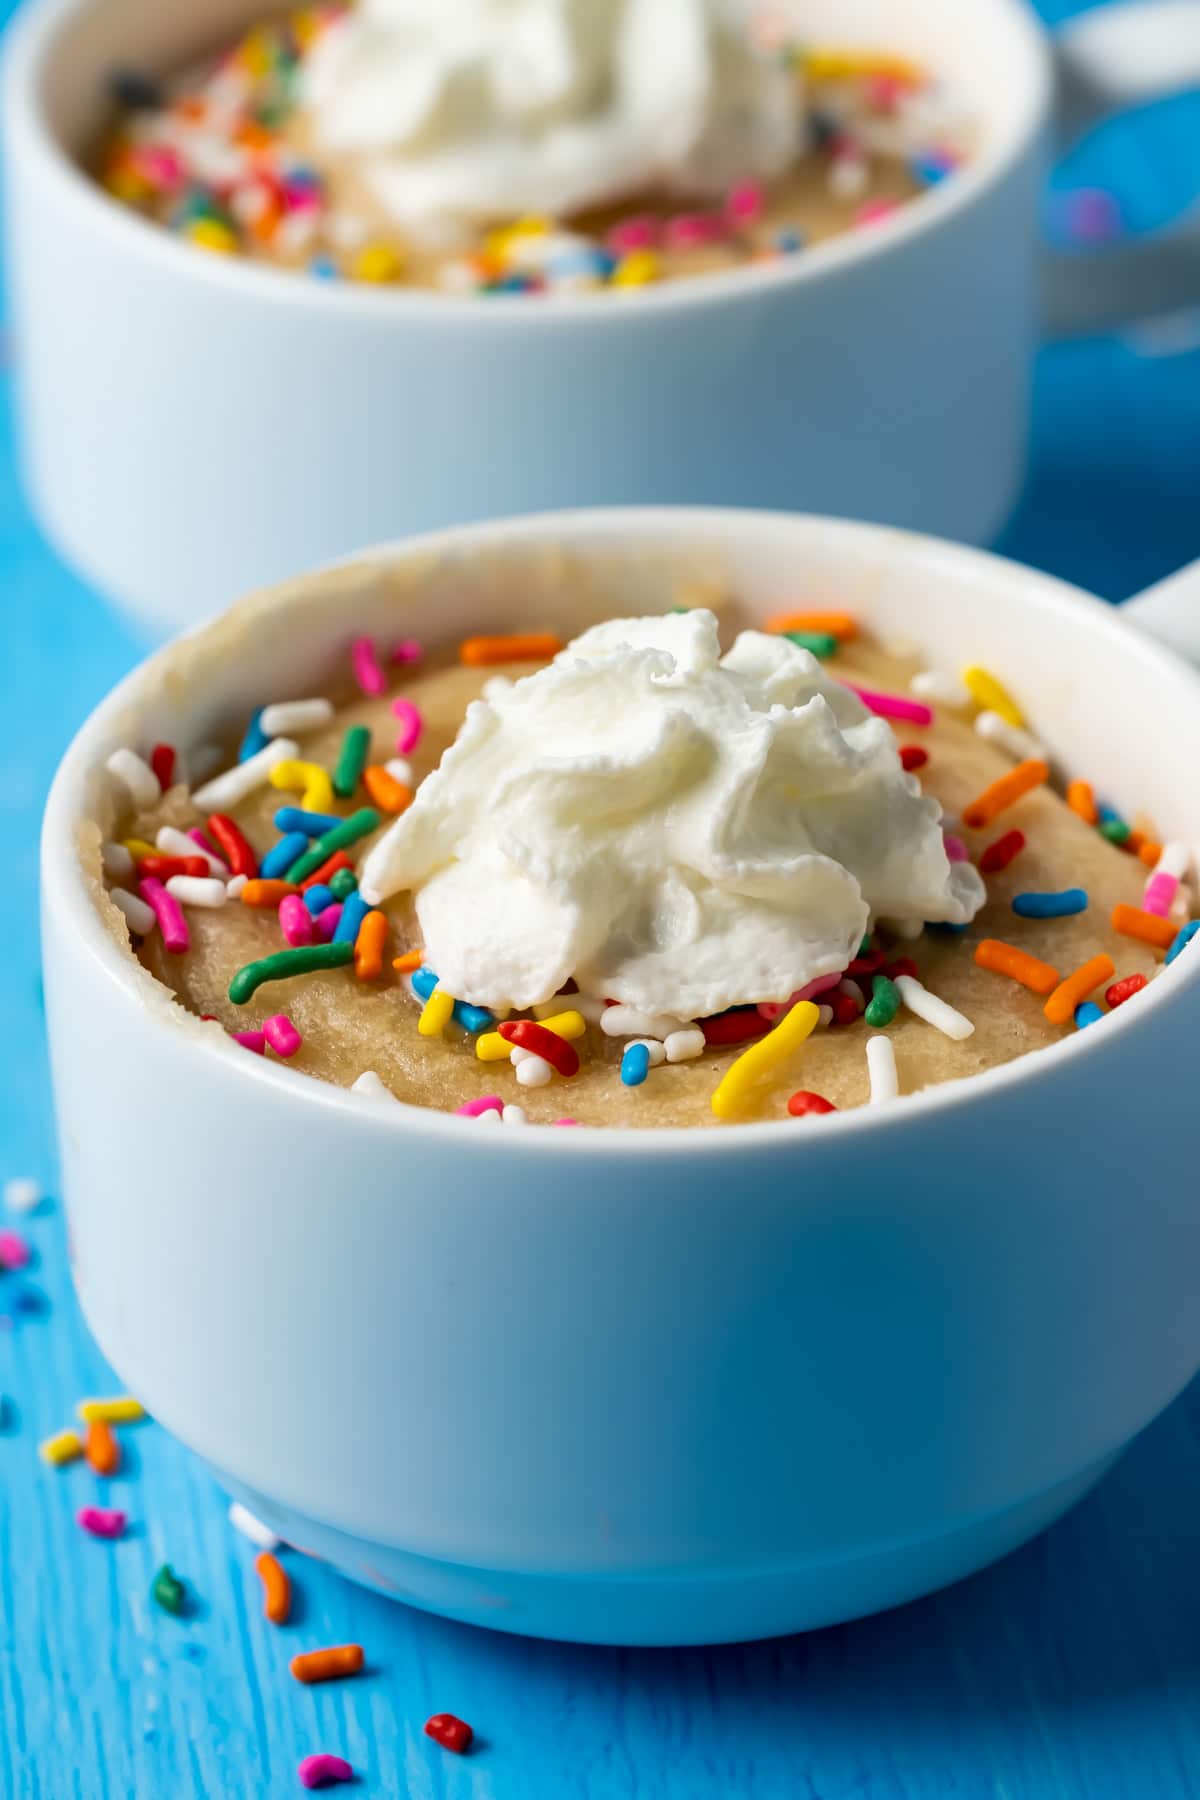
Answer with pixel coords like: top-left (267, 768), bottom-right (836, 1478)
top-left (4, 0), bottom-right (1053, 327)
top-left (41, 504), bottom-right (1200, 1158)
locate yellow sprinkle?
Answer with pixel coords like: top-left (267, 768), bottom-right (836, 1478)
top-left (962, 666), bottom-right (1024, 729)
top-left (351, 243), bottom-right (405, 284)
top-left (105, 168), bottom-right (153, 205)
top-left (485, 216), bottom-right (551, 258)
top-left (475, 1031), bottom-right (512, 1062)
top-left (538, 1011), bottom-right (587, 1040)
top-left (804, 47), bottom-right (926, 85)
top-left (76, 1396), bottom-right (146, 1425)
top-left (711, 1001), bottom-right (820, 1120)
top-left (40, 1429), bottom-right (83, 1467)
top-left (270, 759), bottom-right (335, 813)
top-left (186, 219), bottom-right (238, 256)
top-left (611, 251), bottom-right (660, 288)
top-left (418, 986), bottom-right (456, 1038)
top-left (121, 838), bottom-right (158, 860)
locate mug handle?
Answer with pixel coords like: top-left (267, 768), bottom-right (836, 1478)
top-left (1123, 558), bottom-right (1200, 663)
top-left (1042, 0), bottom-right (1200, 336)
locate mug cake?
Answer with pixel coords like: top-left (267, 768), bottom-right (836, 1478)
top-left (94, 600), bottom-right (1196, 1127)
top-left (95, 0), bottom-right (970, 293)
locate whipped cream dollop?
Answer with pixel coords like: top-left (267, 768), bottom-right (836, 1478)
top-left (302, 0), bottom-right (804, 241)
top-left (361, 612), bottom-right (985, 1018)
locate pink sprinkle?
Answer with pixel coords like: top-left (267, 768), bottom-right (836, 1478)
top-left (137, 877), bottom-right (190, 954)
top-left (843, 682), bottom-right (934, 727)
top-left (1143, 871), bottom-right (1179, 917)
top-left (392, 698), bottom-right (423, 755)
top-left (726, 182), bottom-right (764, 226)
top-left (351, 636), bottom-right (387, 697)
top-left (264, 1014), bottom-right (303, 1058)
top-left (187, 827), bottom-right (222, 862)
top-left (943, 833), bottom-right (969, 863)
top-left (130, 145), bottom-right (184, 191)
top-left (664, 212), bottom-right (728, 250)
top-left (865, 73), bottom-right (905, 111)
top-left (391, 637), bottom-right (423, 665)
top-left (282, 182), bottom-right (321, 212)
top-left (757, 971), bottom-right (842, 1022)
top-left (233, 1029), bottom-right (267, 1055)
top-left (606, 215), bottom-right (660, 253)
top-left (455, 1095), bottom-right (504, 1117)
top-left (298, 1755), bottom-right (354, 1790)
top-left (279, 893), bottom-right (316, 947)
top-left (0, 1230), bottom-right (31, 1270)
top-left (856, 198), bottom-right (899, 226)
top-left (315, 903), bottom-right (342, 943)
top-left (552, 1118), bottom-right (579, 1126)
top-left (78, 1506), bottom-right (126, 1539)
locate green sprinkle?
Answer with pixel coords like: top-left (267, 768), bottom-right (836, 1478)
top-left (229, 941), bottom-right (354, 1005)
top-left (783, 629), bottom-right (838, 659)
top-left (329, 868), bottom-right (358, 900)
top-left (333, 725), bottom-right (371, 800)
top-left (152, 1564), bottom-right (187, 1617)
top-left (1099, 819), bottom-right (1131, 844)
top-left (669, 606), bottom-right (691, 614)
top-left (864, 974), bottom-right (900, 1028)
top-left (285, 809), bottom-right (380, 883)
top-left (858, 936), bottom-right (873, 958)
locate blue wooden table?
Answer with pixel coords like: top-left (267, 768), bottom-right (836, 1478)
top-left (4, 3), bottom-right (1200, 1793)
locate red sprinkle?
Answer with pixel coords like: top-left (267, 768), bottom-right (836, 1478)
top-left (980, 829), bottom-right (1026, 874)
top-left (425, 1714), bottom-right (473, 1756)
top-left (832, 994), bottom-right (862, 1027)
top-left (883, 957), bottom-right (920, 982)
top-left (300, 850), bottom-right (355, 892)
top-left (846, 950), bottom-right (885, 977)
top-left (700, 1008), bottom-right (772, 1046)
top-left (149, 743), bottom-right (176, 789)
top-left (498, 1018), bottom-right (580, 1078)
top-left (1105, 972), bottom-right (1148, 1008)
top-left (899, 745), bottom-right (928, 772)
top-left (208, 812), bottom-right (259, 879)
top-left (787, 1091), bottom-right (837, 1117)
top-left (135, 854), bottom-right (209, 880)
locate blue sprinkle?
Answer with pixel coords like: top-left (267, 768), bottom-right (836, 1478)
top-left (259, 832), bottom-right (309, 880)
top-left (909, 152), bottom-right (954, 187)
top-left (454, 1001), bottom-right (495, 1034)
top-left (308, 255), bottom-right (339, 281)
top-left (621, 1042), bottom-right (650, 1087)
top-left (1012, 889), bottom-right (1089, 919)
top-left (1097, 804), bottom-right (1124, 826)
top-left (239, 708), bottom-right (268, 762)
top-left (274, 807), bottom-right (341, 837)
top-left (546, 248), bottom-right (611, 280)
top-left (774, 227), bottom-right (806, 253)
top-left (333, 893), bottom-right (371, 945)
top-left (411, 965), bottom-right (440, 1000)
top-left (1074, 1002), bottom-right (1104, 1029)
top-left (302, 883), bottom-right (334, 918)
top-left (927, 920), bottom-right (968, 935)
top-left (1166, 920), bottom-right (1200, 965)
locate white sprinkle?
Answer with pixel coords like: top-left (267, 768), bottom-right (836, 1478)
top-left (600, 1005), bottom-right (686, 1039)
top-left (260, 698), bottom-right (335, 737)
top-left (4, 1177), bottom-right (41, 1216)
top-left (228, 1502), bottom-right (279, 1551)
top-left (911, 670), bottom-right (971, 710)
top-left (226, 874), bottom-right (248, 899)
top-left (156, 825), bottom-right (230, 878)
top-left (629, 1038), bottom-right (667, 1067)
top-left (974, 710), bottom-right (1045, 763)
top-left (502, 1104), bottom-right (528, 1126)
top-left (1152, 840), bottom-right (1191, 882)
top-left (165, 876), bottom-right (227, 909)
top-left (110, 887), bottom-right (155, 936)
top-left (385, 757), bottom-right (414, 787)
top-left (665, 1027), bottom-right (705, 1062)
top-left (509, 1045), bottom-right (532, 1065)
top-left (193, 738), bottom-right (299, 811)
top-left (351, 1070), bottom-right (395, 1102)
top-left (101, 841), bottom-right (134, 883)
top-left (828, 155), bottom-right (869, 201)
top-left (515, 1054), bottom-right (554, 1088)
top-left (475, 1107), bottom-right (503, 1124)
top-left (895, 974), bottom-right (975, 1040)
top-left (106, 748), bottom-right (160, 810)
top-left (817, 1005), bottom-right (834, 1028)
top-left (866, 1035), bottom-right (898, 1103)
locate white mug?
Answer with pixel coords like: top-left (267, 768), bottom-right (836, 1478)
top-left (40, 505), bottom-right (1200, 1645)
top-left (6, 0), bottom-right (1200, 635)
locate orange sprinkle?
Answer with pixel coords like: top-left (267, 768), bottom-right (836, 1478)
top-left (962, 759), bottom-right (1049, 830)
top-left (1121, 829), bottom-right (1146, 857)
top-left (362, 765), bottom-right (413, 815)
top-left (1139, 839), bottom-right (1164, 868)
top-left (354, 910), bottom-right (388, 981)
top-left (290, 1644), bottom-right (364, 1684)
top-left (765, 610), bottom-right (857, 640)
top-left (240, 879), bottom-right (297, 908)
top-left (255, 1551), bottom-right (291, 1625)
top-left (1044, 954), bottom-right (1116, 1025)
top-left (298, 850), bottom-right (354, 892)
top-left (460, 633), bottom-right (562, 667)
top-left (84, 1419), bottom-right (120, 1477)
top-left (392, 948), bottom-right (424, 974)
top-left (1066, 779), bottom-right (1098, 825)
top-left (1111, 903), bottom-right (1177, 951)
top-left (974, 939), bottom-right (1060, 996)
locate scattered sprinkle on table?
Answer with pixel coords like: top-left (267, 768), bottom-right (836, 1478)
top-left (77, 1505), bottom-right (127, 1539)
top-left (77, 1395), bottom-right (145, 1425)
top-left (152, 1564), bottom-right (187, 1616)
top-left (298, 1754), bottom-right (354, 1790)
top-left (256, 1551), bottom-right (292, 1625)
top-left (425, 1713), bottom-right (474, 1755)
top-left (290, 1645), bottom-right (364, 1685)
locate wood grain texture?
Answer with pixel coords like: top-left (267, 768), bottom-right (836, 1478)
top-left (3, 0), bottom-right (1200, 1791)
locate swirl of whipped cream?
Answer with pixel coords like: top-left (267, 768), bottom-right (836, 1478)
top-left (361, 612), bottom-right (985, 1018)
top-left (302, 0), bottom-right (804, 241)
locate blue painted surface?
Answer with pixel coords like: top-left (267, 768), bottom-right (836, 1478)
top-left (3, 1), bottom-right (1200, 1793)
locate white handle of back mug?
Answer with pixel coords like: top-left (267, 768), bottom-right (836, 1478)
top-left (1124, 557), bottom-right (1200, 662)
top-left (1044, 0), bottom-right (1200, 336)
